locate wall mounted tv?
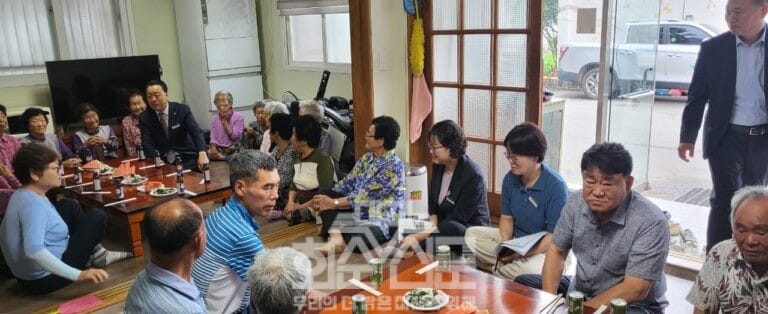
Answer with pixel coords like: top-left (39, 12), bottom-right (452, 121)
top-left (46, 55), bottom-right (161, 126)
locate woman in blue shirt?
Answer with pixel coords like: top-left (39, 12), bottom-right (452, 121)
top-left (0, 144), bottom-right (129, 294)
top-left (464, 122), bottom-right (570, 280)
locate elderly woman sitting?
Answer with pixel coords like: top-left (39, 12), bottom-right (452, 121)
top-left (73, 103), bottom-right (118, 160)
top-left (19, 108), bottom-right (80, 168)
top-left (260, 101), bottom-right (289, 153)
top-left (282, 115), bottom-right (336, 224)
top-left (312, 116), bottom-right (405, 255)
top-left (297, 100), bottom-right (332, 156)
top-left (208, 91), bottom-right (244, 161)
top-left (121, 90), bottom-right (147, 158)
top-left (0, 144), bottom-right (131, 294)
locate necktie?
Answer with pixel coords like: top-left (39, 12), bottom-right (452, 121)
top-left (158, 112), bottom-right (168, 136)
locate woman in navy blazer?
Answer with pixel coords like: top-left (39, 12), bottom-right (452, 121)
top-left (400, 120), bottom-right (490, 254)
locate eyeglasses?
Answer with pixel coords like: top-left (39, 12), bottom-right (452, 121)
top-left (427, 144), bottom-right (445, 152)
top-left (505, 152), bottom-right (522, 164)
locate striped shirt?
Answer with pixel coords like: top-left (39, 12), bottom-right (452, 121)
top-left (191, 197), bottom-right (265, 313)
top-left (124, 262), bottom-right (206, 314)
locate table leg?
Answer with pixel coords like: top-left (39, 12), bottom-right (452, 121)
top-left (127, 211), bottom-right (146, 257)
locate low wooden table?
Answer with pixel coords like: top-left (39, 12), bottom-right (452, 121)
top-left (312, 254), bottom-right (595, 313)
top-left (62, 159), bottom-right (231, 257)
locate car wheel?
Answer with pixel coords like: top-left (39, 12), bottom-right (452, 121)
top-left (581, 68), bottom-right (600, 99)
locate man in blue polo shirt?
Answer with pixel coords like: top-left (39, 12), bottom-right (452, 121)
top-left (124, 198), bottom-right (207, 313)
top-left (465, 123), bottom-right (569, 280)
top-left (191, 150), bottom-right (280, 313)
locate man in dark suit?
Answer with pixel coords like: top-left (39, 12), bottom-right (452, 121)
top-left (678, 0), bottom-right (768, 251)
top-left (140, 80), bottom-right (209, 171)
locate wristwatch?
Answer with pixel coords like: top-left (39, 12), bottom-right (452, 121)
top-left (333, 199), bottom-right (339, 209)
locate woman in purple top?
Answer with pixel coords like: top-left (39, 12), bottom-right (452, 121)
top-left (208, 91), bottom-right (244, 161)
top-left (19, 108), bottom-right (80, 168)
top-left (122, 90), bottom-right (147, 158)
top-left (73, 103), bottom-right (118, 160)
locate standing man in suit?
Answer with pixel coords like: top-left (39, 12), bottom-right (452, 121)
top-left (679, 0), bottom-right (768, 252)
top-left (140, 80), bottom-right (209, 171)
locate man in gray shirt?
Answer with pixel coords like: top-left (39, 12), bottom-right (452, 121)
top-left (515, 143), bottom-right (669, 313)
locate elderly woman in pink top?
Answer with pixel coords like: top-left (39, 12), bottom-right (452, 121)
top-left (121, 90), bottom-right (147, 158)
top-left (208, 91), bottom-right (244, 161)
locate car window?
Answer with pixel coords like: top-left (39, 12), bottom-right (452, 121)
top-left (626, 24), bottom-right (661, 44)
top-left (669, 25), bottom-right (709, 45)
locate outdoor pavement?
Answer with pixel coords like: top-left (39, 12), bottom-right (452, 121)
top-left (553, 89), bottom-right (712, 202)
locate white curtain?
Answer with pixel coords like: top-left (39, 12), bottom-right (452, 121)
top-left (0, 0), bottom-right (56, 74)
top-left (58, 0), bottom-right (121, 59)
top-left (0, 0), bottom-right (121, 76)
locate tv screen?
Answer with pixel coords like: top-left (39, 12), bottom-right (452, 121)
top-left (46, 55), bottom-right (161, 126)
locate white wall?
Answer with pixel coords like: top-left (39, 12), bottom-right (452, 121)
top-left (370, 1), bottom-right (410, 160)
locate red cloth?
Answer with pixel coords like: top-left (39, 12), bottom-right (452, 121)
top-left (410, 74), bottom-right (433, 143)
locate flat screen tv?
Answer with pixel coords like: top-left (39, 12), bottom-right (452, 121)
top-left (46, 55), bottom-right (161, 126)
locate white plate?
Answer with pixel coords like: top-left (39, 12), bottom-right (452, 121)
top-left (122, 176), bottom-right (148, 186)
top-left (99, 167), bottom-right (115, 176)
top-left (149, 187), bottom-right (178, 197)
top-left (402, 288), bottom-right (449, 311)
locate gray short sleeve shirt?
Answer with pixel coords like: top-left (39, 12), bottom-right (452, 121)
top-left (553, 190), bottom-right (669, 311)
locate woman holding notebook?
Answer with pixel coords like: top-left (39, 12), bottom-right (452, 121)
top-left (464, 122), bottom-right (570, 280)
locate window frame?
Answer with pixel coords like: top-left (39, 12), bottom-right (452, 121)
top-left (0, 0), bottom-right (136, 88)
top-left (282, 13), bottom-right (352, 73)
top-left (416, 0), bottom-right (543, 217)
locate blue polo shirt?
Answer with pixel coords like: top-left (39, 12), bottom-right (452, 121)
top-left (501, 164), bottom-right (568, 238)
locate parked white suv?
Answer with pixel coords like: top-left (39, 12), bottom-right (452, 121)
top-left (557, 20), bottom-right (720, 98)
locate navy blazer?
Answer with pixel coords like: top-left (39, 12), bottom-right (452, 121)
top-left (428, 154), bottom-right (490, 227)
top-left (139, 102), bottom-right (206, 157)
top-left (680, 31), bottom-right (768, 158)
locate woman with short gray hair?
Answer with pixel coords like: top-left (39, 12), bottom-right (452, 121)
top-left (247, 247), bottom-right (312, 314)
top-left (260, 101), bottom-right (289, 153)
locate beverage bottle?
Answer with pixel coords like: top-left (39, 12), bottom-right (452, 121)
top-left (92, 170), bottom-right (101, 191)
top-left (175, 155), bottom-right (185, 194)
top-left (73, 166), bottom-right (83, 184)
top-left (203, 162), bottom-right (211, 182)
top-left (115, 180), bottom-right (124, 200)
top-left (154, 150), bottom-right (163, 168)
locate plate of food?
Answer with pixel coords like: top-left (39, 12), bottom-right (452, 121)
top-left (403, 288), bottom-right (449, 311)
top-left (122, 174), bottom-right (148, 186)
top-left (99, 164), bottom-right (114, 175)
top-left (149, 187), bottom-right (177, 197)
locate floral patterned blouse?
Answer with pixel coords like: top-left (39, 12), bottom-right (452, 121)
top-left (686, 239), bottom-right (768, 312)
top-left (122, 115), bottom-right (142, 157)
top-left (270, 144), bottom-right (296, 211)
top-left (333, 150), bottom-right (405, 240)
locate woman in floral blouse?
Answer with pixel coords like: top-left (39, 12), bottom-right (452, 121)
top-left (121, 90), bottom-right (146, 158)
top-left (312, 116), bottom-right (405, 255)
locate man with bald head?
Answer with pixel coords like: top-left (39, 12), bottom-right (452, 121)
top-left (687, 186), bottom-right (768, 312)
top-left (124, 198), bottom-right (207, 313)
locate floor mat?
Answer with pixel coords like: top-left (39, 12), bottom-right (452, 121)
top-left (674, 187), bottom-right (711, 207)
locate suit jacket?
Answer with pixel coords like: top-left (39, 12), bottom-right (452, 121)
top-left (428, 154), bottom-right (490, 227)
top-left (139, 102), bottom-right (206, 157)
top-left (680, 31), bottom-right (768, 158)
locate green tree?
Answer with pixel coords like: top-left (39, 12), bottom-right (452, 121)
top-left (543, 0), bottom-right (559, 76)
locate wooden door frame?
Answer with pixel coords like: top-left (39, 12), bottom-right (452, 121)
top-left (349, 0), bottom-right (373, 159)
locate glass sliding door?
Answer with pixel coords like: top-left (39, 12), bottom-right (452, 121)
top-left (598, 0), bottom-right (661, 188)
